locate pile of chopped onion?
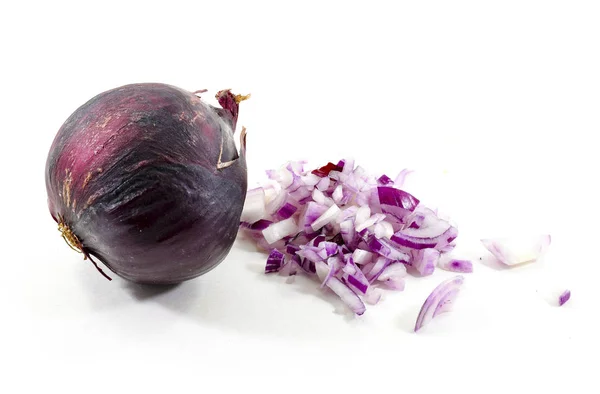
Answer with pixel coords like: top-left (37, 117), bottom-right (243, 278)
top-left (240, 159), bottom-right (462, 316)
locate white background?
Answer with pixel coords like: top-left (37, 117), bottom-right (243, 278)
top-left (1, 1), bottom-right (598, 392)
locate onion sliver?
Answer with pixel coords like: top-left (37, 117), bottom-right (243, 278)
top-left (415, 275), bottom-right (464, 332)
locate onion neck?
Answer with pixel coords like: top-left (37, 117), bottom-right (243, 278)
top-left (215, 89), bottom-right (250, 130)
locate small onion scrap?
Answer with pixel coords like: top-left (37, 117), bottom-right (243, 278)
top-left (240, 159), bottom-right (463, 315)
top-left (438, 259), bottom-right (473, 273)
top-left (558, 290), bottom-right (571, 306)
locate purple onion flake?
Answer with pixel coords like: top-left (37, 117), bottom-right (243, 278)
top-left (265, 250), bottom-right (285, 273)
top-left (439, 259), bottom-right (473, 273)
top-left (377, 174), bottom-right (394, 185)
top-left (558, 290), bottom-right (571, 306)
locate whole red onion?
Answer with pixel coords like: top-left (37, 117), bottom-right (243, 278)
top-left (45, 83), bottom-right (248, 284)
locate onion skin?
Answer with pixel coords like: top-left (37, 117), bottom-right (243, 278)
top-left (45, 83), bottom-right (248, 284)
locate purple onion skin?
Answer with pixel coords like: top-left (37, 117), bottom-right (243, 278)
top-left (45, 83), bottom-right (248, 285)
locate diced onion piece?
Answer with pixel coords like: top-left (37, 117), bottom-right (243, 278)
top-left (410, 249), bottom-right (439, 276)
top-left (415, 275), bottom-right (464, 332)
top-left (391, 220), bottom-right (458, 250)
top-left (367, 236), bottom-right (410, 262)
top-left (262, 217), bottom-right (298, 244)
top-left (377, 262), bottom-right (407, 281)
top-left (299, 202), bottom-right (328, 230)
top-left (354, 205), bottom-right (371, 228)
top-left (326, 277), bottom-right (366, 315)
top-left (332, 185), bottom-right (344, 204)
top-left (297, 246), bottom-right (323, 263)
top-left (315, 261), bottom-right (333, 287)
top-left (240, 187), bottom-right (267, 223)
top-left (275, 202), bottom-right (298, 220)
top-left (373, 221), bottom-right (394, 239)
top-left (439, 243), bottom-right (456, 253)
top-left (316, 242), bottom-right (339, 259)
top-left (301, 173), bottom-right (321, 186)
top-left (312, 188), bottom-right (328, 205)
top-left (366, 256), bottom-right (391, 282)
top-left (316, 176), bottom-right (331, 191)
top-left (377, 174), bottom-right (393, 186)
top-left (380, 277), bottom-right (405, 291)
top-left (352, 249), bottom-right (375, 265)
top-left (377, 186), bottom-right (419, 211)
top-left (341, 158), bottom-right (355, 174)
top-left (558, 290), bottom-right (571, 306)
top-left (240, 219), bottom-right (272, 232)
top-left (265, 250), bottom-right (285, 273)
top-left (339, 220), bottom-right (357, 248)
top-left (311, 204), bottom-right (341, 231)
top-left (356, 213), bottom-right (386, 233)
top-left (337, 206), bottom-right (358, 223)
top-left (347, 275), bottom-right (368, 294)
top-left (267, 166), bottom-right (294, 188)
top-left (438, 259), bottom-right (473, 273)
top-left (481, 234), bottom-right (551, 266)
top-left (363, 288), bottom-right (383, 305)
top-left (344, 258), bottom-right (370, 294)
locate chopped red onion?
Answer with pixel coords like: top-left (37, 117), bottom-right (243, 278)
top-left (275, 202), bottom-right (298, 220)
top-left (354, 206), bottom-right (371, 228)
top-left (352, 249), bottom-right (375, 266)
top-left (380, 277), bottom-right (406, 291)
top-left (339, 220), bottom-right (358, 249)
top-left (347, 275), bottom-right (368, 294)
top-left (356, 213), bottom-right (386, 233)
top-left (315, 260), bottom-right (334, 287)
top-left (439, 243), bottom-right (456, 253)
top-left (373, 221), bottom-right (394, 239)
top-left (240, 187), bottom-right (267, 223)
top-left (341, 158), bottom-right (355, 175)
top-left (311, 204), bottom-right (341, 231)
top-left (367, 236), bottom-right (410, 262)
top-left (241, 219), bottom-right (273, 232)
top-left (366, 256), bottom-right (392, 282)
top-left (391, 222), bottom-right (458, 251)
top-left (326, 277), bottom-right (366, 315)
top-left (481, 234), bottom-right (551, 266)
top-left (438, 258), bottom-right (473, 273)
top-left (337, 206), bottom-right (358, 223)
top-left (343, 258), bottom-right (370, 294)
top-left (363, 288), bottom-right (383, 305)
top-left (299, 202), bottom-right (327, 231)
top-left (376, 262), bottom-right (407, 281)
top-left (241, 158), bottom-right (462, 316)
top-left (410, 248), bottom-right (439, 276)
top-left (265, 250), bottom-right (285, 273)
top-left (377, 174), bottom-right (393, 186)
top-left (262, 217), bottom-right (298, 244)
top-left (558, 290), bottom-right (571, 306)
top-left (377, 187), bottom-right (420, 212)
top-left (415, 275), bottom-right (464, 332)
top-left (332, 185), bottom-right (344, 203)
